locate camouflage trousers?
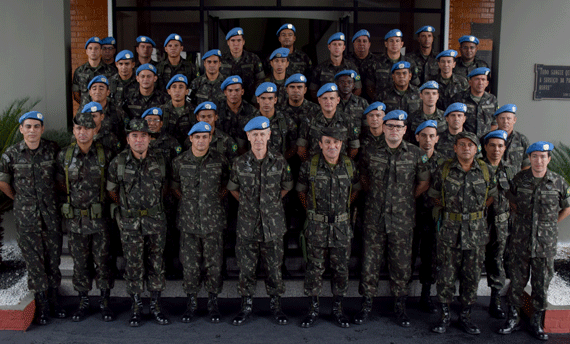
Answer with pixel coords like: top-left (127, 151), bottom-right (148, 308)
top-left (16, 222), bottom-right (62, 293)
top-left (120, 230), bottom-right (166, 294)
top-left (69, 230), bottom-right (113, 292)
top-left (304, 243), bottom-right (351, 297)
top-left (236, 236), bottom-right (285, 297)
top-left (180, 232), bottom-right (223, 295)
top-left (411, 211), bottom-right (437, 285)
top-left (359, 226), bottom-right (413, 297)
top-left (485, 219), bottom-right (508, 290)
top-left (436, 245), bottom-right (484, 306)
top-left (506, 254), bottom-right (553, 311)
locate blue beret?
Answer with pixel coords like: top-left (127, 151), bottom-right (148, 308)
top-left (164, 33), bottom-right (182, 47)
top-left (194, 101), bottom-right (217, 114)
top-left (468, 67), bottom-right (491, 79)
top-left (352, 29), bottom-right (370, 42)
top-left (327, 32), bottom-right (346, 44)
top-left (527, 141), bottom-right (554, 155)
top-left (221, 75), bottom-right (243, 91)
top-left (244, 116), bottom-right (270, 132)
top-left (270, 48), bottom-right (289, 60)
top-left (226, 27), bottom-right (244, 40)
top-left (166, 74), bottom-right (188, 89)
top-left (415, 120), bottom-right (438, 135)
top-left (334, 69), bottom-right (358, 80)
top-left (101, 37), bottom-right (116, 46)
top-left (84, 37), bottom-right (101, 49)
top-left (285, 73), bottom-right (307, 86)
top-left (384, 110), bottom-right (407, 122)
top-left (115, 50), bottom-right (134, 62)
top-left (317, 83), bottom-right (338, 97)
top-left (255, 82), bottom-right (277, 97)
top-left (81, 101), bottom-right (103, 114)
top-left (276, 23), bottom-right (296, 35)
top-left (415, 26), bottom-right (435, 35)
top-left (136, 36), bottom-right (156, 47)
top-left (419, 80), bottom-right (439, 92)
top-left (391, 61), bottom-right (411, 73)
top-left (385, 29), bottom-right (403, 40)
top-left (188, 121), bottom-right (212, 136)
top-left (459, 35), bottom-right (480, 45)
top-left (494, 104), bottom-right (517, 117)
top-left (436, 49), bottom-right (458, 59)
top-left (484, 130), bottom-right (508, 143)
top-left (142, 107), bottom-right (162, 118)
top-left (88, 75), bottom-right (109, 89)
top-left (19, 111), bottom-right (44, 124)
top-left (363, 102), bottom-right (386, 115)
top-left (136, 63), bottom-right (157, 76)
top-left (202, 49), bottom-right (222, 60)
top-left (444, 102), bottom-right (467, 117)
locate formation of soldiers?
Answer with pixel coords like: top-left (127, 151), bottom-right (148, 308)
top-left (1, 23), bottom-right (569, 341)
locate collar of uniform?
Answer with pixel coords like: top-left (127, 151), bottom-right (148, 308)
top-left (18, 139), bottom-right (44, 152)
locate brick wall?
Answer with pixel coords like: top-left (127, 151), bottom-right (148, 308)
top-left (449, 0), bottom-right (494, 59)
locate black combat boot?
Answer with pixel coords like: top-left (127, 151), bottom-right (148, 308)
top-left (181, 293), bottom-right (197, 323)
top-left (72, 291), bottom-right (90, 322)
top-left (498, 305), bottom-right (521, 334)
top-left (530, 310), bottom-right (549, 341)
top-left (301, 296), bottom-right (319, 328)
top-left (99, 289), bottom-right (114, 322)
top-left (431, 302), bottom-right (451, 333)
top-left (150, 291), bottom-right (170, 325)
top-left (489, 288), bottom-right (506, 319)
top-left (354, 296), bottom-right (372, 325)
top-left (129, 293), bottom-right (143, 327)
top-left (34, 291), bottom-right (50, 325)
top-left (232, 296), bottom-right (253, 326)
top-left (270, 295), bottom-right (288, 325)
top-left (419, 283), bottom-right (437, 314)
top-left (332, 296), bottom-right (350, 328)
top-left (207, 293), bottom-right (221, 323)
top-left (458, 306), bottom-right (481, 335)
top-left (48, 287), bottom-right (67, 319)
top-left (394, 296), bottom-right (411, 327)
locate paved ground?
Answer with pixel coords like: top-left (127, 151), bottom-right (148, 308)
top-left (1, 296), bottom-right (569, 344)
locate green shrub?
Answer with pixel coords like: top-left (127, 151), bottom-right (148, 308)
top-left (550, 142), bottom-right (570, 185)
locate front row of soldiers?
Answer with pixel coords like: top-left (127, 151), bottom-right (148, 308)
top-left (1, 103), bottom-right (569, 340)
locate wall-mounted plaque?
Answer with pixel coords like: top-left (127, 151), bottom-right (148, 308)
top-left (534, 64), bottom-right (570, 100)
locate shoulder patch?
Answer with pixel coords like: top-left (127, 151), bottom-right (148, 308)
top-left (353, 127), bottom-right (360, 135)
top-left (232, 143), bottom-right (238, 152)
top-left (286, 165), bottom-right (291, 174)
top-left (421, 154), bottom-right (428, 163)
top-left (566, 188), bottom-right (570, 197)
top-left (175, 146), bottom-right (182, 154)
top-left (355, 75), bottom-right (361, 81)
top-left (117, 142), bottom-right (121, 149)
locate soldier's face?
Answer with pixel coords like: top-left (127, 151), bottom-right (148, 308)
top-left (445, 112), bottom-right (466, 130)
top-left (460, 42), bottom-right (478, 60)
top-left (383, 119), bottom-right (406, 144)
top-left (127, 131), bottom-right (151, 155)
top-left (167, 82), bottom-right (188, 102)
top-left (73, 124), bottom-right (95, 145)
top-left (385, 37), bottom-right (403, 55)
top-left (286, 83), bottom-right (307, 102)
top-left (336, 75), bottom-right (355, 96)
top-left (318, 92), bottom-right (340, 114)
top-left (86, 43), bottom-right (101, 60)
top-left (204, 56), bottom-right (221, 74)
top-left (366, 110), bottom-right (385, 129)
top-left (102, 45), bottom-right (116, 61)
top-left (189, 132), bottom-right (212, 154)
top-left (418, 32), bottom-right (433, 49)
top-left (328, 41), bottom-right (345, 58)
top-left (116, 59), bottom-right (134, 78)
top-left (484, 138), bottom-right (506, 162)
top-left (137, 71), bottom-right (158, 90)
top-left (319, 136), bottom-right (342, 161)
top-left (469, 75), bottom-right (489, 94)
top-left (438, 57), bottom-right (456, 74)
top-left (393, 69), bottom-right (411, 88)
top-left (353, 36), bottom-right (370, 55)
top-left (529, 151), bottom-right (551, 175)
top-left (270, 57), bottom-right (289, 75)
top-left (496, 112), bottom-right (517, 134)
top-left (165, 41), bottom-right (183, 58)
top-left (19, 119), bottom-right (44, 146)
top-left (278, 29), bottom-right (296, 47)
top-left (136, 42), bottom-right (154, 58)
top-left (246, 128), bottom-right (271, 151)
top-left (224, 84), bottom-right (244, 104)
top-left (454, 138), bottom-right (477, 161)
top-left (227, 36), bottom-right (245, 55)
top-left (416, 127), bottom-right (439, 153)
top-left (89, 83), bottom-right (110, 102)
top-left (420, 89), bottom-right (439, 107)
top-left (257, 94), bottom-right (277, 114)
top-left (196, 110), bottom-right (217, 127)
top-left (91, 112), bottom-right (104, 130)
top-left (144, 115), bottom-right (163, 133)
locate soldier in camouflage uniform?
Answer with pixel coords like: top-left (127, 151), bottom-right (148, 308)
top-left (346, 30), bottom-right (379, 102)
top-left (378, 62), bottom-right (422, 115)
top-left (143, 107), bottom-right (181, 164)
top-left (493, 104), bottom-right (530, 173)
top-left (452, 67), bottom-right (498, 138)
top-left (407, 81), bottom-right (446, 144)
top-left (107, 118), bottom-right (170, 327)
top-left (454, 35), bottom-right (490, 79)
top-left (134, 36), bottom-right (158, 68)
top-left (156, 33), bottom-right (199, 91)
top-left (56, 109), bottom-right (114, 322)
top-left (355, 110), bottom-right (430, 327)
top-left (101, 37), bottom-right (118, 74)
top-left (309, 32), bottom-right (362, 101)
top-left (0, 111), bottom-right (65, 325)
top-left (436, 102), bottom-right (468, 159)
top-left (227, 116), bottom-right (294, 326)
top-left (161, 74), bottom-right (194, 144)
top-left (428, 131), bottom-right (497, 335)
top-left (189, 49), bottom-right (226, 107)
top-left (221, 27), bottom-right (266, 102)
top-left (297, 83), bottom-right (360, 162)
top-left (109, 50), bottom-right (138, 105)
top-left (335, 70), bottom-right (369, 131)
top-left (499, 142), bottom-right (570, 341)
top-left (297, 127), bottom-right (360, 328)
top-left (275, 23), bottom-right (312, 77)
top-left (433, 50), bottom-right (469, 111)
top-left (408, 26), bottom-right (439, 84)
top-left (123, 64), bottom-right (168, 122)
top-left (72, 37), bottom-right (115, 104)
top-left (281, 74), bottom-right (320, 127)
top-left (172, 121), bottom-right (230, 324)
top-left (264, 48), bottom-right (291, 106)
top-left (359, 102), bottom-right (386, 151)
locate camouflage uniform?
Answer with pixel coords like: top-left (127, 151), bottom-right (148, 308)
top-left (109, 74), bottom-right (138, 105)
top-left (72, 62), bottom-right (115, 102)
top-left (433, 73), bottom-right (469, 111)
top-left (217, 100), bottom-right (257, 148)
top-left (435, 130), bottom-right (459, 160)
top-left (378, 84), bottom-right (422, 115)
top-left (77, 98), bottom-right (125, 140)
top-left (107, 148), bottom-right (168, 294)
top-left (93, 129), bottom-right (123, 159)
top-left (226, 150), bottom-right (294, 296)
top-left (172, 149), bottom-right (230, 294)
top-left (184, 128), bottom-right (239, 162)
top-left (297, 153), bottom-right (360, 296)
top-left (244, 110), bottom-right (298, 156)
top-left (281, 99), bottom-right (320, 127)
top-left (453, 57), bottom-right (490, 79)
top-left (346, 52), bottom-right (378, 101)
top-left (367, 55), bottom-right (420, 97)
top-left (408, 50), bottom-right (439, 84)
top-left (150, 132), bottom-right (182, 165)
top-left (0, 139), bottom-right (62, 293)
top-left (160, 100), bottom-right (195, 145)
top-left (56, 143), bottom-right (113, 292)
top-left (503, 131), bottom-right (530, 174)
top-left (123, 89), bottom-right (168, 121)
top-left (286, 48), bottom-right (312, 76)
top-left (506, 169), bottom-right (570, 311)
top-left (309, 59), bottom-right (362, 92)
top-left (427, 158), bottom-right (497, 306)
top-left (359, 130), bottom-right (384, 152)
top-left (452, 89), bottom-right (498, 138)
top-left (220, 50), bottom-right (265, 101)
top-left (359, 139), bottom-right (429, 297)
top-left (156, 58), bottom-right (199, 91)
top-left (407, 108), bottom-right (447, 144)
top-left (189, 74), bottom-right (226, 108)
top-left (338, 94), bottom-right (369, 130)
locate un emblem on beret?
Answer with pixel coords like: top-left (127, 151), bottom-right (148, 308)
top-left (37, 113), bottom-right (43, 119)
top-left (451, 51), bottom-right (456, 57)
top-left (175, 35), bottom-right (180, 40)
top-left (396, 31), bottom-right (402, 36)
top-left (102, 77), bottom-right (107, 82)
top-left (91, 106), bottom-right (97, 112)
top-left (267, 87), bottom-right (274, 92)
top-left (512, 106), bottom-right (516, 112)
top-left (150, 65), bottom-right (155, 71)
top-left (350, 73), bottom-right (355, 78)
top-left (94, 37), bottom-right (100, 42)
top-left (340, 35), bottom-right (345, 40)
top-left (238, 30), bottom-right (243, 35)
top-left (205, 104), bottom-right (211, 109)
top-left (469, 36), bottom-right (475, 41)
top-left (126, 54), bottom-right (131, 58)
top-left (262, 122), bottom-right (268, 129)
top-left (178, 77), bottom-right (184, 81)
top-left (427, 27), bottom-right (433, 32)
top-left (484, 71), bottom-right (489, 75)
top-left (111, 40), bottom-right (116, 45)
top-left (331, 85), bottom-right (337, 91)
top-left (377, 106), bottom-right (382, 111)
top-left (543, 144), bottom-right (550, 150)
top-left (141, 37), bottom-right (147, 41)
top-left (502, 132), bottom-right (507, 139)
top-left (287, 24), bottom-right (293, 29)
top-left (398, 114), bottom-right (404, 120)
top-left (205, 124), bottom-right (210, 130)
top-left (300, 76), bottom-right (305, 81)
top-left (399, 63), bottom-right (404, 69)
top-left (217, 50), bottom-right (221, 55)
top-left (153, 109), bottom-right (159, 115)
top-left (232, 78), bottom-right (238, 82)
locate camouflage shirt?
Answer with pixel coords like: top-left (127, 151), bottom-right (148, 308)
top-left (452, 89), bottom-right (498, 138)
top-left (359, 129), bottom-right (384, 152)
top-left (453, 57), bottom-right (490, 79)
top-left (434, 73), bottom-right (469, 111)
top-left (485, 160), bottom-right (514, 223)
top-left (108, 74), bottom-right (138, 105)
top-left (156, 58), bottom-right (199, 91)
top-left (286, 48), bottom-right (312, 76)
top-left (338, 94), bottom-right (369, 130)
top-left (243, 110), bottom-right (298, 155)
top-left (346, 52), bottom-right (379, 98)
top-left (367, 54), bottom-right (420, 97)
top-left (309, 58), bottom-right (362, 91)
top-left (184, 128), bottom-right (238, 162)
top-left (281, 99), bottom-right (320, 127)
top-left (217, 100), bottom-right (257, 147)
top-left (220, 50), bottom-right (265, 100)
top-left (159, 99), bottom-right (194, 144)
top-left (407, 108), bottom-right (447, 144)
top-left (408, 49), bottom-right (439, 84)
top-left (72, 61), bottom-right (115, 101)
top-left (378, 84), bottom-right (422, 115)
top-left (503, 130), bottom-right (530, 174)
top-left (435, 130), bottom-right (459, 160)
top-left (93, 129), bottom-right (123, 158)
top-left (149, 132), bottom-right (182, 165)
top-left (123, 89), bottom-right (168, 121)
top-left (189, 74), bottom-right (226, 107)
